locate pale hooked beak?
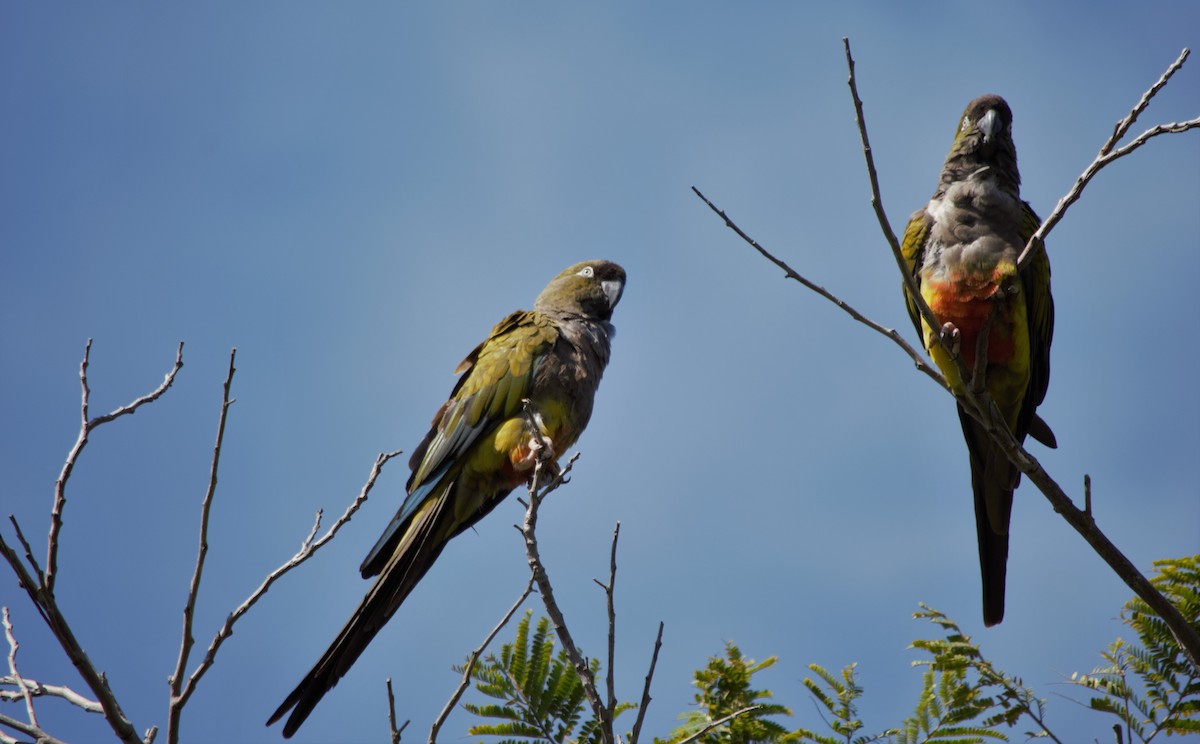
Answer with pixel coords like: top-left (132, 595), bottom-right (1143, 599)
top-left (602, 279), bottom-right (624, 309)
top-left (978, 108), bottom-right (1000, 144)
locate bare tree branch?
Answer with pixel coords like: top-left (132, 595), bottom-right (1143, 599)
top-left (386, 678), bottom-right (409, 744)
top-left (0, 534), bottom-right (143, 744)
top-left (594, 521), bottom-right (621, 744)
top-left (517, 449), bottom-right (612, 742)
top-left (0, 710), bottom-right (68, 744)
top-left (2, 609), bottom-right (36, 728)
top-left (47, 340), bottom-right (184, 594)
top-left (675, 705), bottom-right (762, 744)
top-left (171, 448), bottom-right (403, 721)
top-left (166, 348), bottom-right (237, 744)
top-left (0, 342), bottom-right (184, 744)
top-left (0, 675), bottom-right (102, 712)
top-left (628, 621), bottom-right (664, 744)
top-left (1017, 47), bottom-right (1198, 268)
top-left (429, 578), bottom-right (534, 744)
top-left (691, 186), bottom-right (947, 390)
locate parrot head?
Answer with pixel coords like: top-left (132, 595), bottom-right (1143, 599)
top-left (535, 260), bottom-right (626, 321)
top-left (942, 94), bottom-right (1020, 190)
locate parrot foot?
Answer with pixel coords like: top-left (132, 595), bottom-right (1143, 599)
top-left (940, 322), bottom-right (961, 357)
top-left (519, 434), bottom-right (561, 484)
top-left (517, 433), bottom-right (557, 471)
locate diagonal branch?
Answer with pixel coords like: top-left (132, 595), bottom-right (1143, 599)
top-left (628, 621), bottom-right (664, 744)
top-left (692, 186), bottom-right (946, 391)
top-left (1017, 48), bottom-right (1197, 268)
top-left (429, 577), bottom-right (534, 744)
top-left (0, 710), bottom-right (68, 744)
top-left (172, 448), bottom-right (403, 723)
top-left (0, 535), bottom-right (143, 744)
top-left (842, 39), bottom-right (946, 349)
top-left (675, 705), bottom-right (763, 744)
top-left (0, 674), bottom-right (102, 712)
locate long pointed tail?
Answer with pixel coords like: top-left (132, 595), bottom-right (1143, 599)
top-left (267, 488), bottom-right (453, 737)
top-left (957, 406), bottom-right (1017, 627)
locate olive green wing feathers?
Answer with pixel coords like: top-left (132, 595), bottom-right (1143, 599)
top-left (1018, 201), bottom-right (1056, 448)
top-left (900, 208), bottom-right (932, 343)
top-left (359, 311), bottom-right (559, 578)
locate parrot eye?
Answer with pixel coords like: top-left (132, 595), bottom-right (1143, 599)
top-left (577, 266), bottom-right (595, 278)
top-left (961, 115), bottom-right (971, 132)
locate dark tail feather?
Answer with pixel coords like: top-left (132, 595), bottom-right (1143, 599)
top-left (1028, 413), bottom-right (1057, 449)
top-left (958, 406), bottom-right (1016, 627)
top-left (975, 485), bottom-right (1010, 627)
top-left (267, 489), bottom-right (453, 737)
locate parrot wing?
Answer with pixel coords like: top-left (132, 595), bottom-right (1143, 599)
top-left (358, 310), bottom-right (559, 578)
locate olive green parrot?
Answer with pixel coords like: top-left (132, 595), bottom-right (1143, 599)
top-left (267, 260), bottom-right (626, 737)
top-left (900, 95), bottom-right (1054, 627)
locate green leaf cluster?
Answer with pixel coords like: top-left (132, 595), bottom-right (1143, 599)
top-left (460, 556), bottom-right (1200, 743)
top-left (1069, 555), bottom-right (1200, 741)
top-left (657, 642), bottom-right (801, 744)
top-left (458, 610), bottom-right (632, 743)
top-left (794, 605), bottom-right (1051, 744)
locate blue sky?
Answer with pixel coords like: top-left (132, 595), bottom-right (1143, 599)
top-left (2, 3), bottom-right (1198, 742)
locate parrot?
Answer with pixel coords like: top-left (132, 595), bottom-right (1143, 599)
top-left (267, 260), bottom-right (626, 737)
top-left (900, 95), bottom-right (1054, 627)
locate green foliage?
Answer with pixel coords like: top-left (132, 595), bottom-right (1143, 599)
top-left (793, 662), bottom-right (879, 744)
top-left (1069, 555), bottom-right (1200, 742)
top-left (658, 642), bottom-right (802, 744)
top-left (458, 610), bottom-right (633, 743)
top-left (795, 605), bottom-right (1052, 744)
top-left (461, 556), bottom-right (1200, 744)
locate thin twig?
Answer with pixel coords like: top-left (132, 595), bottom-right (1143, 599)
top-left (597, 522), bottom-right (621, 744)
top-left (2, 609), bottom-right (36, 727)
top-left (692, 186), bottom-right (947, 390)
top-left (518, 450), bottom-right (610, 741)
top-left (0, 675), bottom-right (103, 712)
top-left (429, 578), bottom-right (535, 744)
top-left (1017, 48), bottom-right (1198, 268)
top-left (1084, 474), bottom-right (1093, 518)
top-left (842, 39), bottom-right (945, 347)
top-left (47, 341), bottom-right (184, 594)
top-left (0, 535), bottom-right (142, 744)
top-left (676, 705), bottom-right (762, 744)
top-left (167, 348), bottom-right (236, 744)
top-left (628, 621), bottom-right (664, 744)
top-left (174, 449), bottom-right (404, 712)
top-left (5, 520), bottom-right (45, 624)
top-left (0, 343), bottom-right (185, 744)
top-left (0, 711), bottom-right (68, 744)
top-left (386, 679), bottom-right (409, 744)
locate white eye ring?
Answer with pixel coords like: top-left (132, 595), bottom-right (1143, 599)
top-left (578, 266), bottom-right (595, 278)
top-left (961, 115), bottom-right (970, 131)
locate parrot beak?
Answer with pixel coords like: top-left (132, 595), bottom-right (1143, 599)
top-left (601, 279), bottom-right (624, 310)
top-left (977, 108), bottom-right (1000, 144)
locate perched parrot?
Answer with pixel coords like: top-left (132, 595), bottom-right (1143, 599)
top-left (900, 95), bottom-right (1054, 627)
top-left (267, 260), bottom-right (626, 737)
